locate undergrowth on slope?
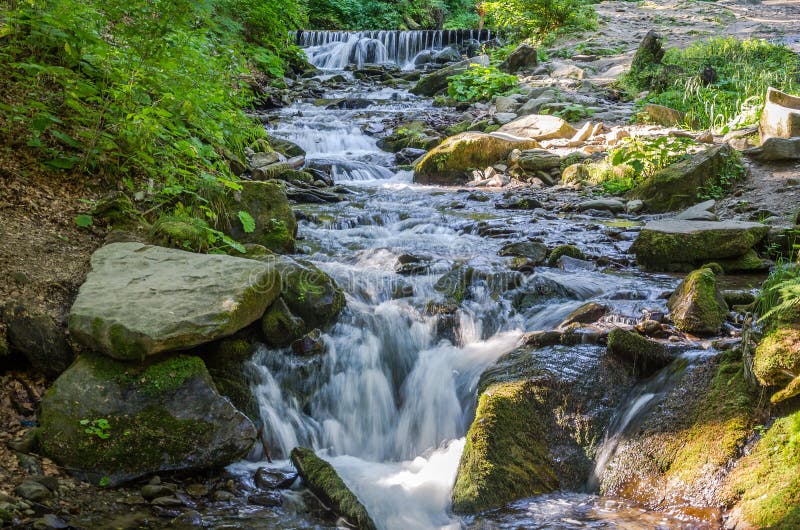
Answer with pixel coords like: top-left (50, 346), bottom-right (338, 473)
top-left (0, 0), bottom-right (304, 252)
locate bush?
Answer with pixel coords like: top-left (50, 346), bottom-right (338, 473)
top-left (598, 136), bottom-right (696, 193)
top-left (484, 0), bottom-right (596, 40)
top-left (628, 37), bottom-right (800, 132)
top-left (448, 65), bottom-right (518, 102)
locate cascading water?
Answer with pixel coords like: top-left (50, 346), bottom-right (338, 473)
top-left (295, 29), bottom-right (492, 69)
top-left (227, 42), bottom-right (709, 530)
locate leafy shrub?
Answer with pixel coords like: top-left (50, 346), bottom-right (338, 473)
top-left (448, 65), bottom-right (518, 102)
top-left (598, 136), bottom-right (696, 193)
top-left (484, 0), bottom-right (596, 40)
top-left (629, 37), bottom-right (800, 132)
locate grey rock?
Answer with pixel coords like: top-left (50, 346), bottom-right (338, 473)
top-left (499, 241), bottom-right (548, 264)
top-left (499, 44), bottom-right (538, 73)
top-left (14, 480), bottom-right (52, 502)
top-left (4, 304), bottom-right (73, 378)
top-left (68, 243), bottom-right (281, 360)
top-left (745, 137), bottom-right (800, 160)
top-left (676, 200), bottom-right (717, 221)
top-left (577, 199), bottom-right (625, 213)
top-left (141, 484), bottom-right (175, 501)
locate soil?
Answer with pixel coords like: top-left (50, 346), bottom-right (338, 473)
top-left (0, 0), bottom-right (799, 528)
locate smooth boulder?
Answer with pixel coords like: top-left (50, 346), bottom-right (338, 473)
top-left (290, 447), bottom-right (377, 530)
top-left (627, 144), bottom-right (740, 212)
top-left (497, 114), bottom-right (576, 142)
top-left (759, 87), bottom-right (800, 139)
top-left (667, 268), bottom-right (728, 336)
top-left (414, 132), bottom-right (540, 185)
top-left (630, 220), bottom-right (768, 271)
top-left (69, 243), bottom-right (281, 360)
top-left (39, 353), bottom-right (256, 485)
top-left (499, 43), bottom-right (538, 73)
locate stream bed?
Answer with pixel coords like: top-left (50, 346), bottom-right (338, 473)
top-left (222, 34), bottom-right (732, 530)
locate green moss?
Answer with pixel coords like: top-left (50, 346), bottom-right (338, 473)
top-left (753, 325), bottom-right (800, 387)
top-left (606, 328), bottom-right (671, 377)
top-left (291, 447), bottom-right (377, 530)
top-left (261, 297), bottom-right (306, 347)
top-left (722, 409), bottom-right (800, 528)
top-left (452, 380), bottom-right (558, 514)
top-left (84, 352), bottom-right (206, 396)
top-left (547, 244), bottom-right (585, 267)
top-left (148, 215), bottom-right (209, 252)
top-left (663, 350), bottom-right (754, 484)
top-left (667, 268), bottom-right (728, 335)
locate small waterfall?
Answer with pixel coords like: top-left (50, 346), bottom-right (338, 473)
top-left (294, 29), bottom-right (493, 69)
top-left (587, 351), bottom-right (708, 491)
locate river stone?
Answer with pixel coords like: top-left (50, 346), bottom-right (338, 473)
top-left (667, 268), bottom-right (728, 336)
top-left (290, 447), bottom-right (377, 530)
top-left (261, 297), bottom-right (306, 347)
top-left (68, 243), bottom-right (281, 360)
top-left (14, 480), bottom-right (52, 502)
top-left (499, 43), bottom-right (538, 73)
top-left (497, 114), bottom-right (576, 141)
top-left (3, 304), bottom-right (74, 378)
top-left (744, 136), bottom-right (800, 161)
top-left (226, 180), bottom-right (297, 253)
top-left (413, 132), bottom-right (541, 185)
top-left (676, 199), bottom-right (717, 221)
top-left (753, 325), bottom-right (800, 388)
top-left (499, 241), bottom-right (547, 264)
top-left (606, 328), bottom-right (673, 377)
top-left (494, 94), bottom-right (524, 113)
top-left (510, 148), bottom-right (561, 171)
top-left (759, 87), bottom-right (800, 139)
top-left (38, 353), bottom-right (256, 486)
top-left (452, 344), bottom-right (634, 514)
top-left (630, 220), bottom-right (768, 271)
top-left (627, 144), bottom-right (739, 212)
top-left (576, 199), bottom-right (625, 213)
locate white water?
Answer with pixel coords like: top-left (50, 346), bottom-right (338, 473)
top-left (297, 29), bottom-right (492, 69)
top-left (237, 54), bottom-right (696, 529)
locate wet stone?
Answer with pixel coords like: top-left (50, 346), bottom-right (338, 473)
top-left (255, 468), bottom-right (298, 490)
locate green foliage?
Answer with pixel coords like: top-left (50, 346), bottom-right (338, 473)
top-left (307, 0), bottom-right (478, 30)
top-left (0, 0), bottom-right (303, 254)
top-left (238, 211), bottom-right (256, 234)
top-left (596, 135), bottom-right (695, 193)
top-left (755, 263), bottom-right (800, 326)
top-left (484, 0), bottom-right (596, 40)
top-left (448, 65), bottom-right (518, 102)
top-left (80, 418), bottom-right (111, 440)
top-left (633, 37), bottom-right (800, 131)
top-left (552, 103), bottom-right (593, 122)
top-left (74, 214), bottom-right (94, 228)
top-left (697, 148), bottom-right (744, 200)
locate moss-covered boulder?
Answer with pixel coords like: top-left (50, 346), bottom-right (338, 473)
top-left (606, 328), bottom-right (673, 377)
top-left (667, 268), bottom-right (728, 336)
top-left (411, 59), bottom-right (477, 96)
top-left (630, 220), bottom-right (769, 271)
top-left (256, 256), bottom-right (346, 330)
top-left (38, 353), bottom-right (256, 486)
top-left (753, 325), bottom-right (800, 388)
top-left (721, 409), bottom-right (800, 529)
top-left (68, 243), bottom-right (281, 360)
top-left (600, 351), bottom-right (755, 510)
top-left (627, 145), bottom-right (743, 212)
top-left (226, 180), bottom-right (297, 253)
top-left (261, 297), bottom-right (306, 347)
top-left (413, 132), bottom-right (540, 185)
top-left (290, 447), bottom-right (377, 530)
top-left (202, 338), bottom-right (260, 422)
top-left (377, 121), bottom-right (441, 152)
top-left (453, 345), bottom-right (634, 514)
top-left (547, 244), bottom-right (585, 267)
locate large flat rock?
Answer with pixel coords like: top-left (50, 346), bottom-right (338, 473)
top-left (630, 220), bottom-right (768, 271)
top-left (69, 242), bottom-right (280, 360)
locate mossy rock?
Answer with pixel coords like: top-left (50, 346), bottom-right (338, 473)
top-left (413, 132), bottom-right (541, 185)
top-left (547, 244), bottom-right (585, 267)
top-left (226, 180), bottom-right (297, 254)
top-left (38, 353), bottom-right (256, 486)
top-left (202, 338), bottom-right (260, 422)
top-left (720, 409), bottom-right (800, 529)
top-left (290, 447), bottom-right (377, 530)
top-left (255, 256), bottom-right (346, 330)
top-left (606, 328), bottom-right (673, 377)
top-left (630, 220), bottom-right (769, 271)
top-left (452, 379), bottom-right (559, 514)
top-left (261, 297), bottom-right (306, 347)
top-left (753, 325), bottom-right (800, 388)
top-left (149, 215), bottom-right (209, 252)
top-left (453, 345), bottom-right (634, 514)
top-left (377, 121), bottom-right (440, 153)
top-left (667, 268), bottom-right (728, 336)
top-left (716, 249), bottom-right (771, 273)
top-left (627, 145), bottom-right (743, 213)
top-left (600, 351), bottom-right (755, 509)
top-left (411, 59), bottom-right (474, 96)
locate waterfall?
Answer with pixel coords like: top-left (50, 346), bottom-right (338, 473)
top-left (293, 29), bottom-right (493, 70)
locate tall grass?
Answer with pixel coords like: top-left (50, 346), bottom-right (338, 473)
top-left (641, 37), bottom-right (800, 132)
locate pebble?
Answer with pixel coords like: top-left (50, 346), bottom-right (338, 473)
top-left (213, 490), bottom-right (235, 502)
top-left (14, 479), bottom-right (52, 502)
top-left (141, 484), bottom-right (174, 501)
top-left (150, 496), bottom-right (184, 507)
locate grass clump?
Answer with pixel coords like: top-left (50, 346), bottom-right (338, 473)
top-left (624, 37), bottom-right (800, 132)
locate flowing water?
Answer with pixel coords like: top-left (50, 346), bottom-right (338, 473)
top-left (225, 39), bottom-right (719, 529)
